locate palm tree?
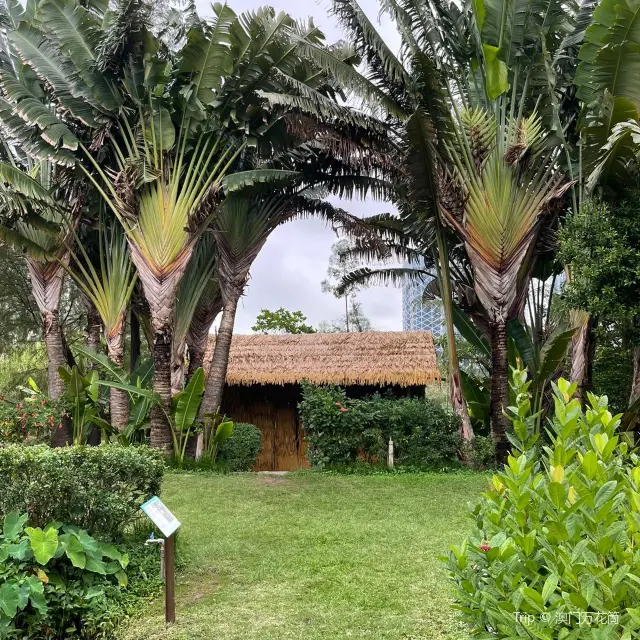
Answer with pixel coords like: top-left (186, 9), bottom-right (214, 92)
top-left (66, 223), bottom-right (137, 429)
top-left (329, 0), bottom-right (588, 457)
top-left (172, 231), bottom-right (218, 393)
top-left (0, 160), bottom-right (77, 398)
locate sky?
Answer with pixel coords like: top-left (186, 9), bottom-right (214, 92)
top-left (193, 0), bottom-right (404, 333)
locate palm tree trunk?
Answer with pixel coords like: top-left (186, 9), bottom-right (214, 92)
top-left (106, 330), bottom-right (129, 431)
top-left (84, 298), bottom-right (102, 356)
top-left (43, 309), bottom-right (67, 399)
top-left (200, 294), bottom-right (239, 417)
top-left (150, 325), bottom-right (174, 450)
top-left (489, 318), bottom-right (510, 463)
top-left (130, 309), bottom-right (141, 373)
top-left (171, 339), bottom-right (186, 395)
top-left (571, 312), bottom-right (598, 401)
top-left (433, 231), bottom-right (474, 450)
top-left (195, 291), bottom-right (240, 459)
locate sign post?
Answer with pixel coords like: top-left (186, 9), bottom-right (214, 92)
top-left (141, 497), bottom-right (181, 624)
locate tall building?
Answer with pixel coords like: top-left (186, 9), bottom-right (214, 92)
top-left (402, 270), bottom-right (445, 336)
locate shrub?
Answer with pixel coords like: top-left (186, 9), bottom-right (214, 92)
top-left (0, 511), bottom-right (128, 638)
top-left (299, 383), bottom-right (461, 469)
top-left (445, 369), bottom-right (640, 638)
top-left (0, 444), bottom-right (164, 539)
top-left (217, 422), bottom-right (263, 471)
top-left (0, 394), bottom-right (67, 444)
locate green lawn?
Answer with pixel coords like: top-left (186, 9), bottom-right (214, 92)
top-left (120, 472), bottom-right (486, 640)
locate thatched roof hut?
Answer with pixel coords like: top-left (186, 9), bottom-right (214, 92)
top-left (203, 331), bottom-right (441, 387)
top-left (203, 331), bottom-right (441, 471)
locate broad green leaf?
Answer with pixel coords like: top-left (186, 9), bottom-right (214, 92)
top-left (452, 303), bottom-right (491, 358)
top-left (3, 512), bottom-right (27, 541)
top-left (85, 585), bottom-right (104, 599)
top-left (542, 574), bottom-right (559, 603)
top-left (0, 582), bottom-right (21, 618)
top-left (213, 420), bottom-right (233, 444)
top-left (115, 570), bottom-right (128, 587)
top-left (60, 533), bottom-right (86, 569)
top-left (85, 553), bottom-right (107, 575)
top-left (174, 367), bottom-right (204, 433)
top-left (548, 482), bottom-right (566, 508)
top-left (26, 527), bottom-right (58, 565)
top-left (594, 480), bottom-right (617, 510)
top-left (581, 450), bottom-right (599, 478)
top-left (482, 44), bottom-right (507, 100)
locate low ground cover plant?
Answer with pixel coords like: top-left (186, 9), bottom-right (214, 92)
top-left (0, 510), bottom-right (161, 639)
top-left (446, 369), bottom-right (640, 638)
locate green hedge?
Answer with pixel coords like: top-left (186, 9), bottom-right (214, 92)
top-left (218, 422), bottom-right (263, 471)
top-left (0, 444), bottom-right (164, 539)
top-left (299, 383), bottom-right (461, 469)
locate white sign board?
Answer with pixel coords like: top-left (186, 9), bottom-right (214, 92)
top-left (140, 496), bottom-right (181, 537)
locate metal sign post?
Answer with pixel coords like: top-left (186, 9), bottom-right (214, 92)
top-left (141, 497), bottom-right (181, 624)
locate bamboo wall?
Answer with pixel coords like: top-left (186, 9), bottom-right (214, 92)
top-left (222, 384), bottom-right (310, 471)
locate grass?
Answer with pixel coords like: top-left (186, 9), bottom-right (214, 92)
top-left (120, 471), bottom-right (487, 640)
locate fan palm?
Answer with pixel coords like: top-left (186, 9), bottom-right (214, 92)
top-left (330, 0), bottom-right (588, 457)
top-left (65, 223), bottom-right (137, 429)
top-left (0, 160), bottom-right (77, 399)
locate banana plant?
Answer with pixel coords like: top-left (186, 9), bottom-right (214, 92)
top-left (57, 365), bottom-right (112, 445)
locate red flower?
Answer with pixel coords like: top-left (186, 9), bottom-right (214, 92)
top-left (340, 407), bottom-right (347, 413)
top-left (479, 544), bottom-right (492, 552)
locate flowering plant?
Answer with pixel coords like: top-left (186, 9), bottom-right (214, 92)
top-left (0, 379), bottom-right (68, 444)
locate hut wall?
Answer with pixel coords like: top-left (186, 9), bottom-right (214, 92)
top-left (221, 384), bottom-right (309, 472)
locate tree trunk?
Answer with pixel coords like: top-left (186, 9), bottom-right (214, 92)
top-left (171, 339), bottom-right (186, 396)
top-left (199, 294), bottom-right (239, 417)
top-left (84, 299), bottom-right (102, 356)
top-left (432, 231), bottom-right (474, 451)
top-left (150, 326), bottom-right (174, 451)
top-left (571, 312), bottom-right (598, 401)
top-left (490, 318), bottom-right (510, 463)
top-left (196, 292), bottom-right (240, 458)
top-left (130, 309), bottom-right (141, 373)
top-left (107, 330), bottom-right (129, 431)
top-left (43, 309), bottom-right (67, 399)
top-left (630, 345), bottom-right (640, 406)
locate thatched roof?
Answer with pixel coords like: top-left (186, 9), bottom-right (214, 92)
top-left (203, 331), bottom-right (441, 387)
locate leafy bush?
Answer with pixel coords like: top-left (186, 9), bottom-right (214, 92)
top-left (0, 445), bottom-right (164, 539)
top-left (300, 383), bottom-right (461, 469)
top-left (218, 422), bottom-right (263, 471)
top-left (0, 393), bottom-right (67, 445)
top-left (0, 511), bottom-right (131, 639)
top-left (446, 369), bottom-right (640, 638)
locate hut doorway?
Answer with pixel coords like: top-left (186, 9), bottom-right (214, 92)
top-left (222, 384), bottom-right (309, 471)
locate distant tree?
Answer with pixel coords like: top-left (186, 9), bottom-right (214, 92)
top-left (322, 240), bottom-right (367, 332)
top-left (318, 301), bottom-right (373, 333)
top-left (252, 308), bottom-right (315, 334)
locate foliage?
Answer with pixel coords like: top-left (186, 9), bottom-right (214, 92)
top-left (217, 423), bottom-right (262, 472)
top-left (0, 344), bottom-right (47, 398)
top-left (0, 511), bottom-right (131, 639)
top-left (559, 195), bottom-right (640, 326)
top-left (299, 383), bottom-right (461, 469)
top-left (446, 368), bottom-right (640, 638)
top-left (592, 324), bottom-right (634, 415)
top-left (58, 366), bottom-right (111, 445)
top-left (0, 445), bottom-right (163, 540)
top-left (0, 384), bottom-right (67, 444)
top-left (252, 308), bottom-right (315, 335)
top-left (201, 414), bottom-right (234, 467)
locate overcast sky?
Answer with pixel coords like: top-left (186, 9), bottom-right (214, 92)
top-left (193, 0), bottom-right (404, 333)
